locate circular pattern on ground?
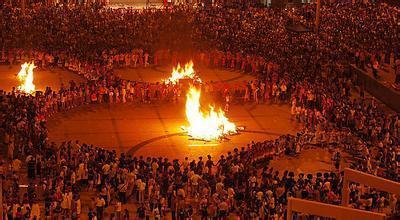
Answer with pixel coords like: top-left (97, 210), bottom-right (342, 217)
top-left (1, 63), bottom-right (341, 173)
top-left (47, 102), bottom-right (300, 160)
top-left (0, 64), bottom-right (301, 161)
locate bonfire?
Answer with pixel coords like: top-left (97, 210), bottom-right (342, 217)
top-left (182, 86), bottom-right (237, 141)
top-left (17, 62), bottom-right (36, 94)
top-left (164, 60), bottom-right (201, 84)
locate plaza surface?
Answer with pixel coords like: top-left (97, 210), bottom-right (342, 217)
top-left (38, 64), bottom-right (295, 159)
top-left (47, 102), bottom-right (300, 159)
top-left (0, 65), bottom-right (84, 92)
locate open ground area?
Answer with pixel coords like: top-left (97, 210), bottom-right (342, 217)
top-left (39, 66), bottom-right (300, 159)
top-left (0, 65), bottom-right (85, 92)
top-left (47, 102), bottom-right (300, 159)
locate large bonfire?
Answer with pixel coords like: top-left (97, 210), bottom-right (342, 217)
top-left (182, 86), bottom-right (237, 141)
top-left (164, 60), bottom-right (201, 84)
top-left (165, 60), bottom-right (238, 141)
top-left (17, 62), bottom-right (36, 94)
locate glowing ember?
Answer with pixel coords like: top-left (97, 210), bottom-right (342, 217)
top-left (165, 60), bottom-right (200, 84)
top-left (183, 86), bottom-right (237, 141)
top-left (17, 62), bottom-right (36, 94)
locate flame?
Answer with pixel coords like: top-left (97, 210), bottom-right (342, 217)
top-left (183, 86), bottom-right (237, 141)
top-left (17, 62), bottom-right (36, 94)
top-left (165, 60), bottom-right (200, 84)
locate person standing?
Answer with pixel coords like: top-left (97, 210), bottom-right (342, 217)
top-left (27, 157), bottom-right (35, 179)
top-left (171, 194), bottom-right (177, 220)
top-left (118, 181), bottom-right (128, 204)
top-left (332, 150), bottom-right (341, 170)
top-left (280, 81), bottom-right (287, 102)
top-left (114, 199), bottom-right (122, 219)
top-left (244, 86), bottom-right (250, 103)
top-left (88, 208), bottom-right (96, 220)
top-left (395, 58), bottom-right (400, 85)
top-left (123, 208), bottom-right (130, 220)
top-left (137, 179), bottom-right (146, 203)
top-left (62, 190), bottom-right (72, 218)
top-left (73, 195), bottom-right (81, 220)
top-left (31, 200), bottom-right (40, 219)
top-left (253, 85), bottom-right (259, 104)
top-left (96, 195), bottom-right (106, 220)
top-left (224, 92), bottom-right (231, 112)
top-left (372, 60), bottom-right (379, 79)
top-left (137, 204), bottom-right (146, 220)
top-left (144, 52), bottom-right (149, 67)
top-left (133, 52), bottom-right (138, 68)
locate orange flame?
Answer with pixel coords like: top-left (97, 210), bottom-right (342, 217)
top-left (17, 62), bottom-right (36, 94)
top-left (165, 60), bottom-right (200, 84)
top-left (183, 86), bottom-right (237, 141)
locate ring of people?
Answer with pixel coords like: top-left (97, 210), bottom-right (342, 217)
top-left (1, 2), bottom-right (399, 220)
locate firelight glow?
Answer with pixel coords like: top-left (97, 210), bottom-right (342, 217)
top-left (17, 62), bottom-right (36, 94)
top-left (183, 86), bottom-right (237, 141)
top-left (165, 60), bottom-right (200, 84)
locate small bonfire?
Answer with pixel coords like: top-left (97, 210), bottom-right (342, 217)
top-left (17, 62), bottom-right (36, 94)
top-left (164, 60), bottom-right (201, 84)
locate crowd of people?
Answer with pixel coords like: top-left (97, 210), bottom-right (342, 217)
top-left (0, 1), bottom-right (399, 220)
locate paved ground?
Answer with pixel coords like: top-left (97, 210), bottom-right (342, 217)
top-left (47, 102), bottom-right (300, 160)
top-left (270, 147), bottom-right (345, 176)
top-left (34, 64), bottom-right (288, 160)
top-left (0, 65), bottom-right (85, 92)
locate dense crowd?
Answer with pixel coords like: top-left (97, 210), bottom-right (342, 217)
top-left (0, 2), bottom-right (399, 220)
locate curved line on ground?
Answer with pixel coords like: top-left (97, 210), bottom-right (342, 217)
top-left (127, 129), bottom-right (284, 156)
top-left (127, 132), bottom-right (186, 155)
